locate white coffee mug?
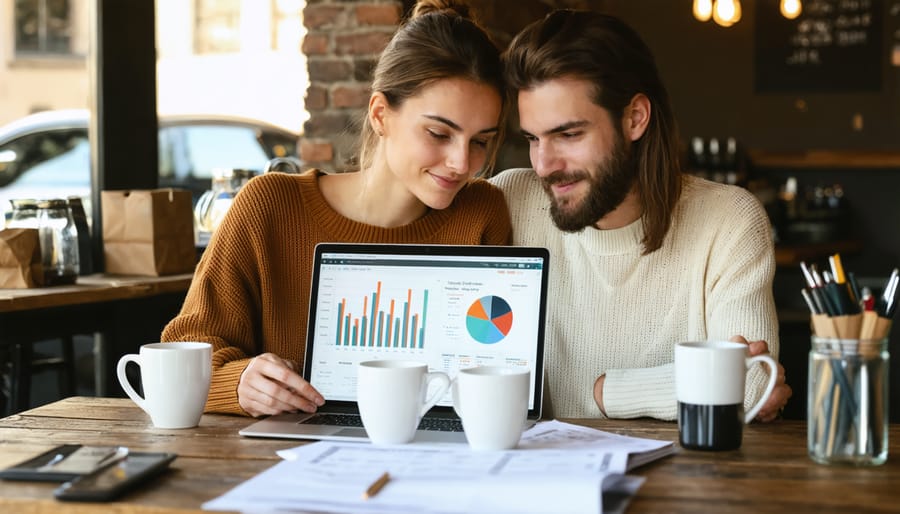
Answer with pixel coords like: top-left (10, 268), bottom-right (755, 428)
top-left (357, 360), bottom-right (450, 445)
top-left (117, 342), bottom-right (212, 429)
top-left (453, 366), bottom-right (531, 451)
top-left (675, 340), bottom-right (778, 450)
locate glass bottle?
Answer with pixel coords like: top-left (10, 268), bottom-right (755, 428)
top-left (67, 196), bottom-right (93, 275)
top-left (37, 199), bottom-right (80, 286)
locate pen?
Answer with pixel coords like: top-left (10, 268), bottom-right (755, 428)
top-left (830, 254), bottom-right (846, 284)
top-left (96, 447), bottom-right (130, 469)
top-left (37, 453), bottom-right (67, 471)
top-left (362, 472), bottom-right (391, 500)
top-left (847, 271), bottom-right (861, 305)
top-left (800, 261), bottom-right (816, 288)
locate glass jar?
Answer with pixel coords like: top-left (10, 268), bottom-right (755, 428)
top-left (194, 168), bottom-right (255, 244)
top-left (7, 199), bottom-right (41, 229)
top-left (37, 199), bottom-right (80, 286)
top-left (808, 336), bottom-right (888, 466)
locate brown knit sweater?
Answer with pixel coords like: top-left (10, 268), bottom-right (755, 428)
top-left (161, 169), bottom-right (512, 415)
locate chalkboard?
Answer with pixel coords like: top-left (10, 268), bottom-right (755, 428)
top-left (754, 0), bottom-right (884, 92)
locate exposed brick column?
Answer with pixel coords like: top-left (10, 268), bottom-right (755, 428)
top-left (302, 1), bottom-right (402, 171)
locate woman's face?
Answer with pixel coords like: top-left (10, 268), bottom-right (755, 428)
top-left (375, 77), bottom-right (502, 210)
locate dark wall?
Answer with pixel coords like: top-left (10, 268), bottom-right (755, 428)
top-left (608, 0), bottom-right (900, 152)
top-left (603, 1), bottom-right (900, 422)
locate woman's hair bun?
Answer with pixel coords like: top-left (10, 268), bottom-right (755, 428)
top-left (411, 0), bottom-right (473, 20)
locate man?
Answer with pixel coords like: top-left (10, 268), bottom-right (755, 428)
top-left (490, 11), bottom-right (791, 421)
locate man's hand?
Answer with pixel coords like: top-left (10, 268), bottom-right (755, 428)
top-left (593, 374), bottom-right (607, 417)
top-left (729, 336), bottom-right (792, 422)
top-left (238, 353), bottom-right (325, 417)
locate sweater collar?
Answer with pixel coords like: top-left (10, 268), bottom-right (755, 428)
top-left (301, 169), bottom-right (456, 242)
top-left (566, 216), bottom-right (644, 255)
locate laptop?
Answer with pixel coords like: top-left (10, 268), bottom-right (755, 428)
top-left (240, 243), bottom-right (549, 443)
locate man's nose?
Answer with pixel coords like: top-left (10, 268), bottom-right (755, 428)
top-left (532, 142), bottom-right (560, 178)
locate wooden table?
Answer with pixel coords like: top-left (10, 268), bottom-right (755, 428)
top-left (0, 274), bottom-right (192, 415)
top-left (0, 397), bottom-right (897, 513)
top-left (0, 274), bottom-right (193, 313)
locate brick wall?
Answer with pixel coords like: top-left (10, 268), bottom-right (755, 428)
top-left (301, 1), bottom-right (401, 171)
top-left (300, 0), bottom-right (607, 172)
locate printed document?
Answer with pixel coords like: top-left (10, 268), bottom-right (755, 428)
top-left (203, 420), bottom-right (673, 514)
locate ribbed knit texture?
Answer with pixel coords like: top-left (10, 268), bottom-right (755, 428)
top-left (490, 169), bottom-right (778, 420)
top-left (162, 169), bottom-right (512, 415)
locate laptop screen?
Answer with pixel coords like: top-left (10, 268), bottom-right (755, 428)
top-left (304, 244), bottom-right (548, 413)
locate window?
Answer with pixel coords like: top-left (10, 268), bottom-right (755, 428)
top-left (14, 0), bottom-right (72, 54)
top-left (194, 0), bottom-right (241, 54)
top-left (273, 0), bottom-right (304, 51)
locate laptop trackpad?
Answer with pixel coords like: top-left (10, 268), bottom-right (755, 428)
top-left (333, 428), bottom-right (369, 438)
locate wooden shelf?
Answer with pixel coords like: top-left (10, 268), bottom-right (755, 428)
top-left (749, 150), bottom-right (900, 170)
top-left (774, 239), bottom-right (863, 267)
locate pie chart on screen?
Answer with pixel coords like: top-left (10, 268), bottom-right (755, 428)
top-left (466, 295), bottom-right (513, 344)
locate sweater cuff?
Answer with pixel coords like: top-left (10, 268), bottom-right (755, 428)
top-left (206, 358), bottom-right (251, 416)
top-left (603, 365), bottom-right (676, 420)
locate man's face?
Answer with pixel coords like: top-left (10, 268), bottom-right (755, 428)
top-left (518, 78), bottom-right (636, 232)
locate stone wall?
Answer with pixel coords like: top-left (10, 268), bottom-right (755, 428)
top-left (300, 0), bottom-right (608, 172)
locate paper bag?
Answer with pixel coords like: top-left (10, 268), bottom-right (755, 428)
top-left (102, 189), bottom-right (195, 276)
top-left (0, 228), bottom-right (42, 288)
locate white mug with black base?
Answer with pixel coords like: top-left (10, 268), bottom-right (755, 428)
top-left (675, 340), bottom-right (778, 451)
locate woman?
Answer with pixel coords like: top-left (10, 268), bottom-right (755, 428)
top-left (161, 0), bottom-right (511, 417)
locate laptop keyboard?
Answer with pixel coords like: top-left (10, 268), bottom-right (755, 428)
top-left (417, 417), bottom-right (464, 432)
top-left (303, 413), bottom-right (364, 427)
top-left (302, 413), bottom-right (463, 432)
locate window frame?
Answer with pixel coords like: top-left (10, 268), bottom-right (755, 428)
top-left (14, 0), bottom-right (74, 56)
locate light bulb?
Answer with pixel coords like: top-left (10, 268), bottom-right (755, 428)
top-left (780, 0), bottom-right (802, 19)
top-left (693, 0), bottom-right (713, 22)
top-left (713, 0), bottom-right (742, 27)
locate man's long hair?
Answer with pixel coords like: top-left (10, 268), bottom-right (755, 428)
top-left (503, 10), bottom-right (682, 254)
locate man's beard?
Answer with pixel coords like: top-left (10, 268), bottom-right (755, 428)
top-left (541, 134), bottom-right (636, 232)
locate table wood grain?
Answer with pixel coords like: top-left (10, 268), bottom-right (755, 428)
top-left (0, 273), bottom-right (193, 313)
top-left (1, 397), bottom-right (897, 513)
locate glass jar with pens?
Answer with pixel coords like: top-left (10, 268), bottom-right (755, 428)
top-left (799, 255), bottom-right (895, 466)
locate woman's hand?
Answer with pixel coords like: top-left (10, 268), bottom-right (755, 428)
top-left (729, 336), bottom-right (792, 422)
top-left (238, 353), bottom-right (325, 417)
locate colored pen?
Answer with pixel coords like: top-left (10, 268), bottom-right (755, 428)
top-left (830, 254), bottom-right (847, 284)
top-left (362, 472), bottom-right (391, 500)
top-left (847, 271), bottom-right (861, 305)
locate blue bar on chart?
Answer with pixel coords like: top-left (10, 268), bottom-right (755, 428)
top-left (334, 281), bottom-right (429, 349)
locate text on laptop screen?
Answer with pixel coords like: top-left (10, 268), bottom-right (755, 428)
top-left (308, 251), bottom-right (545, 408)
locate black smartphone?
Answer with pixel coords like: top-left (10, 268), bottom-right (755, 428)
top-left (0, 445), bottom-right (89, 482)
top-left (53, 452), bottom-right (177, 502)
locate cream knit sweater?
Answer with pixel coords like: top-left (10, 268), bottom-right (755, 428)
top-left (490, 169), bottom-right (778, 420)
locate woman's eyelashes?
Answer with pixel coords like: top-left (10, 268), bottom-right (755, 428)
top-left (427, 129), bottom-right (450, 141)
top-left (426, 129), bottom-right (490, 149)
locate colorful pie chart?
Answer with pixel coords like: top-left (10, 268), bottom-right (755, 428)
top-left (466, 295), bottom-right (513, 344)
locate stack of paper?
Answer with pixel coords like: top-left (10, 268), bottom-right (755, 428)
top-left (203, 420), bottom-right (675, 514)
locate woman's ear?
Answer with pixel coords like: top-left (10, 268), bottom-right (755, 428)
top-left (623, 93), bottom-right (651, 142)
top-left (368, 92), bottom-right (389, 136)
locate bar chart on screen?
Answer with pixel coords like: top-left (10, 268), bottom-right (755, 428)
top-left (333, 281), bottom-right (429, 350)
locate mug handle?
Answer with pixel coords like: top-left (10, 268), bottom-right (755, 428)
top-left (116, 354), bottom-right (147, 413)
top-left (419, 372), bottom-right (451, 418)
top-left (743, 354), bottom-right (778, 423)
top-left (451, 378), bottom-right (462, 418)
